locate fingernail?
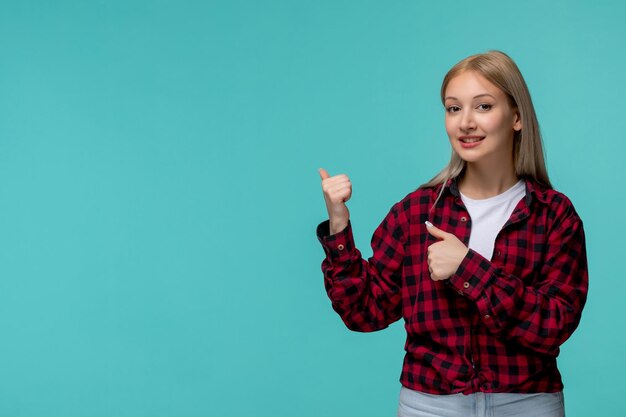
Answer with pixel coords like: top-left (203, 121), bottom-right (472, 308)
top-left (425, 221), bottom-right (433, 228)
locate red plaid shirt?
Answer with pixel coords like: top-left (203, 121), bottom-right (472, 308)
top-left (317, 178), bottom-right (588, 394)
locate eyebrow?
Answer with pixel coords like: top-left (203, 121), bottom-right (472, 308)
top-left (444, 94), bottom-right (496, 101)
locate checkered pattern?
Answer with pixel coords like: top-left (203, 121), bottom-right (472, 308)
top-left (317, 178), bottom-right (588, 394)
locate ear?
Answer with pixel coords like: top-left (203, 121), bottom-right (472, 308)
top-left (513, 109), bottom-right (522, 132)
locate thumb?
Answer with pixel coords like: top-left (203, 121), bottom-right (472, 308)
top-left (425, 221), bottom-right (449, 240)
top-left (318, 168), bottom-right (330, 180)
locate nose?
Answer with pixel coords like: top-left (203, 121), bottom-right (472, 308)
top-left (460, 110), bottom-right (476, 132)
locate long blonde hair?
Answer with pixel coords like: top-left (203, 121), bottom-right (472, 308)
top-left (421, 50), bottom-right (551, 190)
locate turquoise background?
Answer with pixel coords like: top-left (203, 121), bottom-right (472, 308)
top-left (0, 0), bottom-right (623, 415)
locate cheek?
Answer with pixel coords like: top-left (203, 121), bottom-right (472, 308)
top-left (444, 116), bottom-right (455, 138)
top-left (480, 113), bottom-right (507, 133)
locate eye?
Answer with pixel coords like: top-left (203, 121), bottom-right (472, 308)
top-left (446, 105), bottom-right (461, 113)
top-left (477, 103), bottom-right (492, 111)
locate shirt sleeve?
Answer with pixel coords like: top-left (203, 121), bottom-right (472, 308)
top-left (317, 203), bottom-right (406, 332)
top-left (447, 204), bottom-right (588, 356)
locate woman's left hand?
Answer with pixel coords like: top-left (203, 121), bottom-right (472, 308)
top-left (426, 222), bottom-right (469, 281)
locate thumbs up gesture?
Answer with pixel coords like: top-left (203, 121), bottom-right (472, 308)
top-left (319, 168), bottom-right (351, 235)
top-left (426, 221), bottom-right (469, 281)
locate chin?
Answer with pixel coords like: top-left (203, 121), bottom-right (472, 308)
top-left (452, 149), bottom-right (483, 163)
top-left (458, 154), bottom-right (483, 163)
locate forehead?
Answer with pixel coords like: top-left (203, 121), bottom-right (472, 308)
top-left (444, 70), bottom-right (505, 100)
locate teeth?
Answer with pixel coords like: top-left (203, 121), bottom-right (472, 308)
top-left (461, 137), bottom-right (483, 143)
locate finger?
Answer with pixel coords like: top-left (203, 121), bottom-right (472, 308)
top-left (328, 190), bottom-right (352, 204)
top-left (323, 175), bottom-right (350, 187)
top-left (323, 180), bottom-right (351, 197)
top-left (429, 269), bottom-right (437, 280)
top-left (321, 175), bottom-right (350, 190)
top-left (425, 221), bottom-right (449, 240)
top-left (325, 174), bottom-right (349, 183)
top-left (326, 182), bottom-right (352, 194)
top-left (322, 180), bottom-right (352, 194)
top-left (318, 168), bottom-right (330, 180)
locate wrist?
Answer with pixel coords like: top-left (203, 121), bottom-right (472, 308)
top-left (329, 218), bottom-right (349, 235)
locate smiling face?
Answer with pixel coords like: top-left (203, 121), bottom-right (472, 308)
top-left (444, 70), bottom-right (522, 168)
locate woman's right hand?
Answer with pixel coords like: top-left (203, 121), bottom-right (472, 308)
top-left (319, 168), bottom-right (351, 235)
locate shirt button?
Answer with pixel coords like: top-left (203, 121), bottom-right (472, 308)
top-left (460, 216), bottom-right (468, 222)
top-left (484, 315), bottom-right (490, 319)
top-left (337, 244), bottom-right (345, 251)
top-left (463, 282), bottom-right (470, 289)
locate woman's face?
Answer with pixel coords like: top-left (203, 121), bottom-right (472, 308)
top-left (443, 70), bottom-right (521, 167)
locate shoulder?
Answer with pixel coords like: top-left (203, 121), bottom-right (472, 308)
top-left (393, 185), bottom-right (440, 213)
top-left (527, 179), bottom-right (583, 226)
top-left (381, 185), bottom-right (442, 230)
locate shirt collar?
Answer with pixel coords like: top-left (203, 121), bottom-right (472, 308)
top-left (439, 177), bottom-right (551, 206)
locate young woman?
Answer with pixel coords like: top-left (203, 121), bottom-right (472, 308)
top-left (317, 51), bottom-right (588, 417)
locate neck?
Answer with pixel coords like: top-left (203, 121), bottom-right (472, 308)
top-left (459, 161), bottom-right (519, 199)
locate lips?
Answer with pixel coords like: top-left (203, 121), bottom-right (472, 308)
top-left (458, 135), bottom-right (485, 149)
top-left (459, 136), bottom-right (485, 143)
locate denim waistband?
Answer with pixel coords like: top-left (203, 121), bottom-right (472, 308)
top-left (398, 386), bottom-right (565, 417)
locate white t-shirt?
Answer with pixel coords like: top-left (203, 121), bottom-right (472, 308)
top-left (460, 180), bottom-right (526, 260)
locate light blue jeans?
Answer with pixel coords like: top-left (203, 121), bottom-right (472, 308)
top-left (398, 386), bottom-right (565, 417)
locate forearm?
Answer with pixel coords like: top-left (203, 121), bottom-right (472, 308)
top-left (324, 258), bottom-right (401, 332)
top-left (449, 249), bottom-right (588, 355)
top-left (329, 218), bottom-right (349, 236)
top-left (318, 205), bottom-right (406, 332)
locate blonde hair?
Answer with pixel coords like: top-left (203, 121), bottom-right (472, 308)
top-left (421, 50), bottom-right (551, 191)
